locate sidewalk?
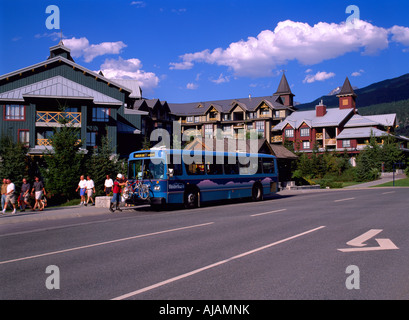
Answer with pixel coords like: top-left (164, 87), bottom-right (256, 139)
top-left (0, 204), bottom-right (125, 226)
top-left (343, 174), bottom-right (407, 189)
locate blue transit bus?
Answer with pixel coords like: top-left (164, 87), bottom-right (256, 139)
top-left (126, 149), bottom-right (278, 208)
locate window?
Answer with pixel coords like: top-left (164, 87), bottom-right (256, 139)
top-left (223, 113), bottom-right (231, 121)
top-left (285, 129), bottom-right (294, 138)
top-left (303, 141), bottom-right (311, 149)
top-left (185, 156), bottom-right (206, 176)
top-left (206, 157), bottom-right (223, 175)
top-left (260, 108), bottom-right (269, 116)
top-left (5, 105), bottom-right (25, 120)
top-left (224, 158), bottom-right (239, 175)
top-left (92, 107), bottom-right (109, 122)
top-left (300, 128), bottom-right (310, 137)
top-left (19, 130), bottom-right (29, 146)
top-left (248, 112), bottom-right (255, 119)
top-left (342, 140), bottom-right (351, 148)
top-left (262, 158), bottom-right (275, 174)
top-left (87, 132), bottom-right (97, 147)
top-left (274, 110), bottom-right (282, 118)
top-left (204, 124), bottom-right (213, 138)
top-left (186, 116), bottom-right (193, 123)
top-left (255, 121), bottom-right (265, 138)
top-left (194, 116), bottom-right (201, 123)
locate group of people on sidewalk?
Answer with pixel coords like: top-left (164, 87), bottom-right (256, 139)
top-left (1, 176), bottom-right (47, 214)
top-left (75, 175), bottom-right (96, 206)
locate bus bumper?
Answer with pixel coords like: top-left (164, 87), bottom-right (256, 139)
top-left (150, 197), bottom-right (166, 205)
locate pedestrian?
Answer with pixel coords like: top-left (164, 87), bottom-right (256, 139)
top-left (86, 175), bottom-right (96, 206)
top-left (31, 176), bottom-right (46, 211)
top-left (104, 174), bottom-right (113, 196)
top-left (2, 179), bottom-right (16, 214)
top-left (109, 174), bottom-right (126, 212)
top-left (76, 175), bottom-right (87, 206)
top-left (20, 178), bottom-right (33, 212)
top-left (1, 178), bottom-right (9, 212)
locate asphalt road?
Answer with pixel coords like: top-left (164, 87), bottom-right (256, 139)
top-left (0, 187), bottom-right (408, 300)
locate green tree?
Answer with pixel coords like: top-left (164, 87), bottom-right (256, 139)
top-left (85, 134), bottom-right (125, 195)
top-left (0, 135), bottom-right (28, 189)
top-left (42, 123), bottom-right (85, 202)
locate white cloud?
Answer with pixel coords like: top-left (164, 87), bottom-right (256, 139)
top-left (210, 73), bottom-right (230, 84)
top-left (186, 83), bottom-right (199, 90)
top-left (303, 71), bottom-right (335, 84)
top-left (130, 1), bottom-right (146, 8)
top-left (170, 19), bottom-right (393, 77)
top-left (351, 69), bottom-right (365, 77)
top-left (63, 37), bottom-right (127, 62)
top-left (305, 69), bottom-right (313, 73)
top-left (99, 57), bottom-right (159, 93)
top-left (389, 25), bottom-right (409, 46)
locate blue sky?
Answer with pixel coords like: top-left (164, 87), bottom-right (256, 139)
top-left (1, 0), bottom-right (409, 104)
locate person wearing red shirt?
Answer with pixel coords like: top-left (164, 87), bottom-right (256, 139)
top-left (110, 174), bottom-right (126, 212)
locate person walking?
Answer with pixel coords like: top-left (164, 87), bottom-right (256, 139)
top-left (76, 175), bottom-right (87, 206)
top-left (104, 175), bottom-right (113, 196)
top-left (86, 175), bottom-right (96, 206)
top-left (20, 178), bottom-right (33, 212)
top-left (2, 179), bottom-right (16, 214)
top-left (1, 178), bottom-right (9, 212)
top-left (31, 176), bottom-right (46, 211)
top-left (109, 174), bottom-right (126, 212)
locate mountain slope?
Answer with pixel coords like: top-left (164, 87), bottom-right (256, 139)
top-left (297, 73), bottom-right (409, 110)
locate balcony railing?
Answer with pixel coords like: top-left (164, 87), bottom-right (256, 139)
top-left (36, 111), bottom-right (81, 126)
top-left (316, 133), bottom-right (323, 140)
top-left (37, 139), bottom-right (81, 146)
top-left (325, 139), bottom-right (337, 145)
top-left (271, 136), bottom-right (283, 143)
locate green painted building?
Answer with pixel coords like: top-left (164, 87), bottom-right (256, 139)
top-left (0, 41), bottom-right (147, 156)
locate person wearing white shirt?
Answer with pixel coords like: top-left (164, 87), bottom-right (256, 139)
top-left (104, 175), bottom-right (114, 196)
top-left (76, 175), bottom-right (87, 206)
top-left (2, 179), bottom-right (16, 214)
top-left (86, 176), bottom-right (96, 206)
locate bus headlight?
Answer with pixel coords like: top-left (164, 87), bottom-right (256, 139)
top-left (154, 185), bottom-right (161, 191)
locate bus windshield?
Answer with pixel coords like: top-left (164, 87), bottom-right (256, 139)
top-left (128, 159), bottom-right (165, 180)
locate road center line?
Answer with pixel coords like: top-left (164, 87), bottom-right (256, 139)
top-left (251, 209), bottom-right (287, 217)
top-left (0, 222), bottom-right (214, 265)
top-left (334, 197), bottom-right (355, 203)
top-left (111, 225), bottom-right (326, 300)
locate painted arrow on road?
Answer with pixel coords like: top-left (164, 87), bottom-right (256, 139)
top-left (338, 229), bottom-right (399, 252)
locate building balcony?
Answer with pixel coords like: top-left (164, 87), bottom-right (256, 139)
top-left (316, 132), bottom-right (323, 140)
top-left (36, 138), bottom-right (82, 147)
top-left (325, 139), bottom-right (337, 145)
top-left (271, 136), bottom-right (283, 143)
top-left (36, 111), bottom-right (81, 127)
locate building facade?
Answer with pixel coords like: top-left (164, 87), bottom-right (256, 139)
top-left (0, 41), bottom-right (146, 156)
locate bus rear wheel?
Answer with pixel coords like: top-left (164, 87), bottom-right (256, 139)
top-left (252, 183), bottom-right (263, 201)
top-left (184, 190), bottom-right (199, 209)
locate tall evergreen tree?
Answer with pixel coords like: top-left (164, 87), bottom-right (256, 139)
top-left (0, 135), bottom-right (28, 189)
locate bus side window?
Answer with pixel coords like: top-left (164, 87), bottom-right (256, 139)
top-left (185, 156), bottom-right (206, 175)
top-left (262, 158), bottom-right (275, 174)
top-left (224, 157), bottom-right (239, 175)
top-left (206, 156), bottom-right (223, 175)
top-left (168, 163), bottom-right (183, 176)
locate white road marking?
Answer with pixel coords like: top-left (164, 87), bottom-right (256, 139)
top-left (334, 197), bottom-right (355, 203)
top-left (382, 191), bottom-right (395, 195)
top-left (111, 225), bottom-right (326, 300)
top-left (251, 209), bottom-right (287, 217)
top-left (0, 222), bottom-right (214, 265)
top-left (338, 229), bottom-right (399, 253)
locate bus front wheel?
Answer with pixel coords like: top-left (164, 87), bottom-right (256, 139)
top-left (184, 190), bottom-right (199, 209)
top-left (252, 183), bottom-right (263, 201)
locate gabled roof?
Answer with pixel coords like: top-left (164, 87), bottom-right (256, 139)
top-left (336, 127), bottom-right (389, 139)
top-left (0, 52), bottom-right (133, 97)
top-left (344, 114), bottom-right (396, 128)
top-left (111, 79), bottom-right (142, 99)
top-left (273, 108), bottom-right (354, 131)
top-left (0, 75), bottom-right (123, 105)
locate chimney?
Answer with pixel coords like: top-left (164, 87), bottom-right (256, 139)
top-left (316, 99), bottom-right (327, 117)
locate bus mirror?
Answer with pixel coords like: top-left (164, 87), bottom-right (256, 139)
top-left (168, 168), bottom-right (174, 178)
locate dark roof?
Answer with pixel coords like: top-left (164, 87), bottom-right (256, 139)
top-left (274, 73), bottom-right (294, 96)
top-left (168, 95), bottom-right (293, 116)
top-left (337, 77), bottom-right (357, 97)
